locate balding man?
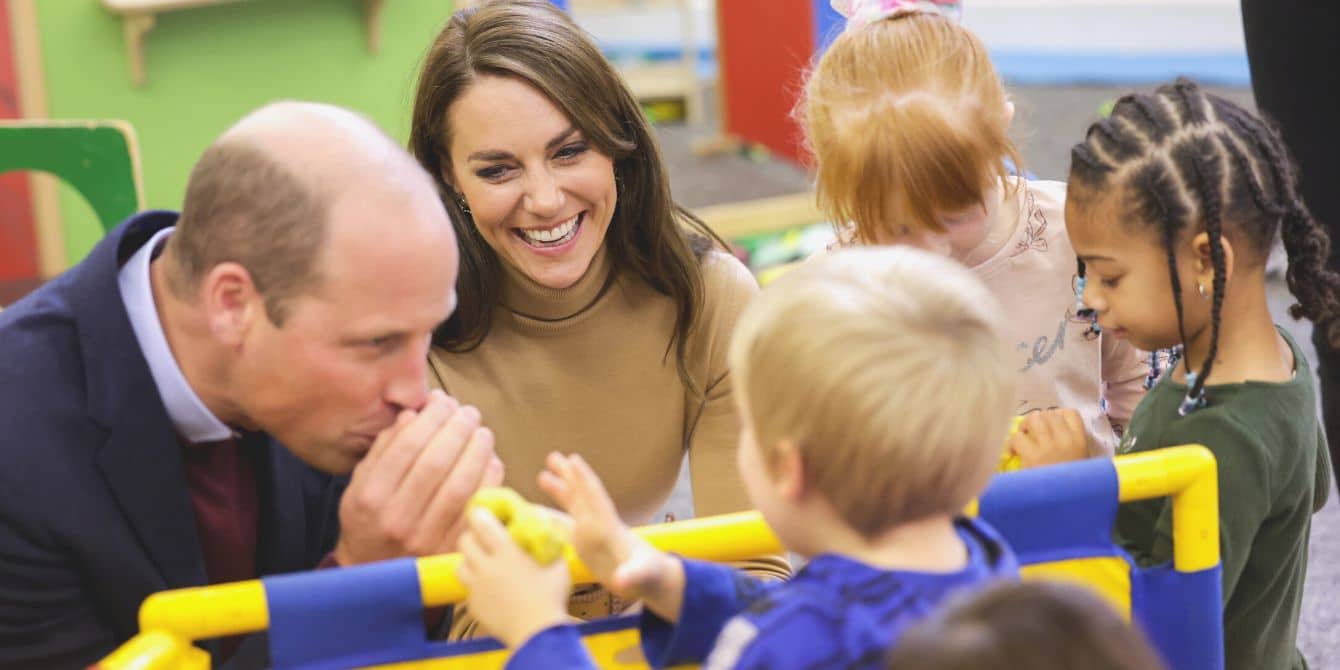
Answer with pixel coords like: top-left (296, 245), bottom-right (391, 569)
top-left (0, 103), bottom-right (502, 668)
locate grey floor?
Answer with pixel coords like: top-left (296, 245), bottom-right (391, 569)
top-left (653, 84), bottom-right (1339, 666)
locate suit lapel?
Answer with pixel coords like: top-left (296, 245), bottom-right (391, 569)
top-left (79, 212), bottom-right (209, 590)
top-left (96, 408), bottom-right (208, 590)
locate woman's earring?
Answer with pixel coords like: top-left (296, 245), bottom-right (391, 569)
top-left (1197, 283), bottom-right (1210, 299)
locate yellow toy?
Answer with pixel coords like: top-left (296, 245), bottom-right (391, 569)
top-left (1000, 416), bottom-right (1025, 472)
top-left (467, 487), bottom-right (566, 565)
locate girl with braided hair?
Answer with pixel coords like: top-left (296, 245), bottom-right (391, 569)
top-left (1063, 77), bottom-right (1335, 670)
top-left (803, 0), bottom-right (1150, 463)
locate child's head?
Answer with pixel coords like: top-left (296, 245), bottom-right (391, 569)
top-left (885, 581), bottom-right (1167, 670)
top-left (800, 2), bottom-right (1021, 253)
top-left (727, 247), bottom-right (1015, 546)
top-left (1066, 78), bottom-right (1340, 408)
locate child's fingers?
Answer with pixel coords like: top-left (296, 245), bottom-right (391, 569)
top-left (1010, 430), bottom-right (1038, 457)
top-left (544, 451), bottom-right (570, 480)
top-left (569, 455), bottom-right (618, 514)
top-left (552, 453), bottom-right (593, 501)
top-left (566, 453), bottom-right (599, 489)
top-left (1004, 429), bottom-right (1026, 456)
top-left (1019, 412), bottom-right (1039, 434)
top-left (1042, 410), bottom-right (1075, 444)
top-left (1029, 412), bottom-right (1058, 446)
top-left (458, 531), bottom-right (481, 566)
top-left (545, 450), bottom-right (566, 468)
top-left (537, 469), bottom-right (573, 510)
top-left (455, 559), bottom-right (474, 587)
top-left (466, 507), bottom-right (508, 553)
top-left (548, 451), bottom-right (578, 483)
top-left (1016, 414), bottom-right (1037, 443)
top-left (1060, 409), bottom-right (1086, 440)
top-left (535, 504), bottom-right (575, 534)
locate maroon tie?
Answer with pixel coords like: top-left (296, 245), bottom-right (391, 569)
top-left (180, 436), bottom-right (258, 662)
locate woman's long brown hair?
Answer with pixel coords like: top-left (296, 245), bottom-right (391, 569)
top-left (409, 0), bottom-right (726, 395)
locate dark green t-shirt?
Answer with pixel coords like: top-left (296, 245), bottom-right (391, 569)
top-left (1115, 329), bottom-right (1331, 670)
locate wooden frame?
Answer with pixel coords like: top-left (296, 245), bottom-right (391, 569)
top-left (693, 192), bottom-right (823, 240)
top-left (7, 0), bottom-right (64, 277)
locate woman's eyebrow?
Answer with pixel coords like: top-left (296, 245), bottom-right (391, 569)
top-left (467, 127), bottom-right (578, 162)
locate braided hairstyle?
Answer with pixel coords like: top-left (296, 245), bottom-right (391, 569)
top-left (1069, 78), bottom-right (1340, 414)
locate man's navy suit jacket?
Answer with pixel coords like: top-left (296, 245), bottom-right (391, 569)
top-left (0, 211), bottom-right (343, 668)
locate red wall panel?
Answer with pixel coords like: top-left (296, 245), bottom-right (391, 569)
top-left (0, 0), bottom-right (39, 282)
top-left (717, 0), bottom-right (816, 165)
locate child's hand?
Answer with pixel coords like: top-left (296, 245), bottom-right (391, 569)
top-left (1009, 409), bottom-right (1089, 468)
top-left (538, 452), bottom-right (676, 603)
top-left (456, 507), bottom-right (571, 649)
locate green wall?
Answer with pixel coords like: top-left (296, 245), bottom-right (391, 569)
top-left (37, 0), bottom-right (456, 263)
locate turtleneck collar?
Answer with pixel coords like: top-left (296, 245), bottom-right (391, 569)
top-left (498, 244), bottom-right (615, 321)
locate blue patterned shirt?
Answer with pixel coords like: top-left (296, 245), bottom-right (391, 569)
top-left (507, 517), bottom-right (1017, 670)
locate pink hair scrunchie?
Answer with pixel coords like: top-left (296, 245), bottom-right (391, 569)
top-left (831, 0), bottom-right (963, 30)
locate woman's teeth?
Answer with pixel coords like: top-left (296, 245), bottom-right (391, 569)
top-left (520, 215), bottom-right (580, 246)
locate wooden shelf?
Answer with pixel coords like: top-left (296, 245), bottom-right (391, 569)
top-left (100, 0), bottom-right (388, 87)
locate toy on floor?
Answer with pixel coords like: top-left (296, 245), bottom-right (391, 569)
top-left (732, 221), bottom-right (835, 277)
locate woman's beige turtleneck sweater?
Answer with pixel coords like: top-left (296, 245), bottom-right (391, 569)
top-left (430, 245), bottom-right (790, 632)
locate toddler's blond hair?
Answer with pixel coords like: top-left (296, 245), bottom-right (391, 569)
top-left (729, 247), bottom-right (1015, 536)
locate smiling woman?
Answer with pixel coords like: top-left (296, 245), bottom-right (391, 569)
top-left (445, 76), bottom-right (616, 292)
top-left (408, 0), bottom-right (790, 638)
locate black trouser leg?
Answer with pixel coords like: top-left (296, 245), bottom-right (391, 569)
top-left (1242, 1), bottom-right (1340, 484)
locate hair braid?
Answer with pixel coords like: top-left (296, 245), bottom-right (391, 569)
top-left (1281, 199), bottom-right (1340, 344)
top-left (1128, 94), bottom-right (1175, 143)
top-left (1151, 168), bottom-right (1194, 380)
top-left (1218, 132), bottom-right (1283, 220)
top-left (1070, 144), bottom-right (1111, 180)
top-left (1213, 97), bottom-right (1340, 343)
top-left (1070, 78), bottom-right (1340, 411)
top-left (1088, 119), bottom-right (1141, 164)
top-left (1177, 140), bottom-right (1229, 412)
top-left (1169, 78), bottom-right (1210, 125)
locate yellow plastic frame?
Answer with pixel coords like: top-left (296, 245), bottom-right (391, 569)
top-left (97, 445), bottom-right (1217, 669)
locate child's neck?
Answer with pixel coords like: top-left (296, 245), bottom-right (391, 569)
top-left (1176, 273), bottom-right (1293, 386)
top-left (818, 513), bottom-right (968, 573)
top-left (953, 180), bottom-right (1015, 268)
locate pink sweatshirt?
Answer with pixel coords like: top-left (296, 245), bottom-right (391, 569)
top-left (976, 179), bottom-right (1148, 455)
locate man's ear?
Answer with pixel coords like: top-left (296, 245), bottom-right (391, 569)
top-left (772, 439), bottom-right (807, 502)
top-left (1190, 231), bottom-right (1237, 290)
top-left (201, 262), bottom-right (262, 348)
